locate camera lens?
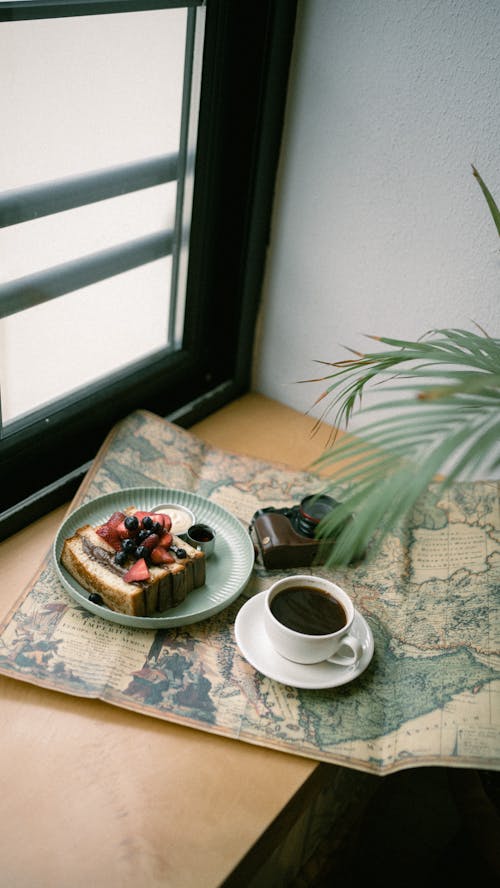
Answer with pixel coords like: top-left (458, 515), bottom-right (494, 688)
top-left (296, 494), bottom-right (339, 537)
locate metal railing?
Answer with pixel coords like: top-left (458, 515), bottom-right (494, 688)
top-left (0, 154), bottom-right (179, 227)
top-left (0, 153), bottom-right (178, 318)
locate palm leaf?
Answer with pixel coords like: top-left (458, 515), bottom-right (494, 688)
top-left (472, 165), bottom-right (500, 238)
top-left (308, 328), bottom-right (500, 566)
top-left (305, 174), bottom-right (499, 565)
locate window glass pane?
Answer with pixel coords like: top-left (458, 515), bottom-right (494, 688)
top-left (1, 10), bottom-right (187, 186)
top-left (0, 257), bottom-right (173, 422)
top-left (0, 184), bottom-right (177, 281)
top-left (0, 6), bottom-right (205, 426)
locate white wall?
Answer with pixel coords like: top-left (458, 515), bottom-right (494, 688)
top-left (253, 0), bottom-right (500, 427)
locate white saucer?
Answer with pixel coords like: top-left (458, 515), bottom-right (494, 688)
top-left (234, 591), bottom-right (374, 689)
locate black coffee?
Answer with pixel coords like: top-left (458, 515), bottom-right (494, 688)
top-left (270, 586), bottom-right (347, 636)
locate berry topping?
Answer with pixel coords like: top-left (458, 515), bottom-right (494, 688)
top-left (107, 511), bottom-right (126, 528)
top-left (123, 558), bottom-right (150, 583)
top-left (150, 546), bottom-right (176, 565)
top-left (142, 516), bottom-right (154, 530)
top-left (96, 523), bottom-right (122, 551)
top-left (173, 547), bottom-right (187, 559)
top-left (89, 592), bottom-right (103, 605)
top-left (116, 520), bottom-right (132, 539)
top-left (122, 538), bottom-right (136, 553)
top-left (124, 515), bottom-right (139, 532)
top-left (159, 531), bottom-right (173, 549)
top-left (135, 545), bottom-right (149, 560)
top-left (132, 510), bottom-right (150, 522)
top-left (140, 533), bottom-right (160, 551)
top-left (149, 512), bottom-right (165, 526)
top-left (114, 551), bottom-right (127, 566)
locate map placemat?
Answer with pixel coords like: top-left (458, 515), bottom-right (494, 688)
top-left (0, 409), bottom-right (498, 776)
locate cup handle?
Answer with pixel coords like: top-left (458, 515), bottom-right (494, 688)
top-left (327, 633), bottom-right (362, 666)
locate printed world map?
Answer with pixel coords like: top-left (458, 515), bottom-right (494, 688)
top-left (0, 411), bottom-right (498, 774)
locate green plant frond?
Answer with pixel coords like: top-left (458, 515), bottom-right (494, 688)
top-left (307, 338), bottom-right (500, 419)
top-left (378, 368), bottom-right (500, 387)
top-left (316, 471), bottom-right (425, 566)
top-left (472, 165), bottom-right (500, 238)
top-left (383, 329), bottom-right (496, 363)
top-left (365, 333), bottom-right (430, 350)
top-left (318, 464), bottom-right (421, 565)
top-left (377, 338), bottom-right (496, 371)
top-left (417, 382), bottom-right (500, 402)
top-left (367, 330), bottom-right (487, 358)
top-left (313, 417), bottom-right (455, 470)
top-left (464, 333), bottom-right (500, 360)
top-left (311, 413), bottom-right (496, 565)
top-left (434, 331), bottom-right (500, 369)
top-left (348, 387), bottom-right (496, 417)
top-left (334, 403), bottom-right (485, 437)
top-left (365, 384), bottom-right (500, 408)
top-left (315, 420), bottom-right (481, 490)
top-left (398, 425), bottom-right (477, 500)
top-left (438, 419), bottom-right (500, 483)
top-left (304, 172), bottom-right (499, 566)
top-left (312, 407), bottom-right (481, 470)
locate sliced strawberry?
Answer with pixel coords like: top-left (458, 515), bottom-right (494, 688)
top-left (116, 520), bottom-right (133, 540)
top-left (150, 546), bottom-right (175, 565)
top-left (96, 523), bottom-right (122, 551)
top-left (96, 511), bottom-right (126, 551)
top-left (107, 511), bottom-right (126, 528)
top-left (141, 533), bottom-right (160, 551)
top-left (123, 558), bottom-right (150, 583)
top-left (149, 513), bottom-right (171, 532)
top-left (159, 531), bottom-right (173, 548)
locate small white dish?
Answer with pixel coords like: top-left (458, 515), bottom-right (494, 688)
top-left (153, 503), bottom-right (195, 536)
top-left (234, 590), bottom-right (374, 689)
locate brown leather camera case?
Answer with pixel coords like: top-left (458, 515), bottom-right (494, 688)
top-left (252, 512), bottom-right (328, 569)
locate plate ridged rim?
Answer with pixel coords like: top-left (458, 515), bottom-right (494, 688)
top-left (52, 487), bottom-right (254, 628)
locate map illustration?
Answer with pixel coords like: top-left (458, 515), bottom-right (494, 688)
top-left (0, 410), bottom-right (498, 775)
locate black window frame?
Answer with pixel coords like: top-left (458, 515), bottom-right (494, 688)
top-left (0, 0), bottom-right (297, 539)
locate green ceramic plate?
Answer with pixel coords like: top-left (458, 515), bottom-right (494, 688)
top-left (53, 487), bottom-right (255, 628)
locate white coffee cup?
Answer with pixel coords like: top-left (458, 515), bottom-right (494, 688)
top-left (264, 575), bottom-right (362, 666)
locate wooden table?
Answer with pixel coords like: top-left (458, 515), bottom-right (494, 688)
top-left (0, 394), bottom-right (354, 887)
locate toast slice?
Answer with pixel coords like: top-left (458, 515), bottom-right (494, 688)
top-left (61, 516), bottom-right (206, 617)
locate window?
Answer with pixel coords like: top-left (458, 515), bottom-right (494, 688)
top-left (1, 4), bottom-right (202, 423)
top-left (0, 0), bottom-right (297, 538)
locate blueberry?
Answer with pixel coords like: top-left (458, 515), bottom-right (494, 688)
top-left (89, 593), bottom-right (103, 605)
top-left (152, 521), bottom-right (163, 534)
top-left (122, 538), bottom-right (136, 553)
top-left (124, 515), bottom-right (139, 532)
top-left (142, 516), bottom-right (154, 530)
top-left (135, 545), bottom-right (149, 560)
top-left (114, 551), bottom-right (127, 566)
top-left (138, 529), bottom-right (151, 542)
top-left (176, 548), bottom-right (187, 559)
